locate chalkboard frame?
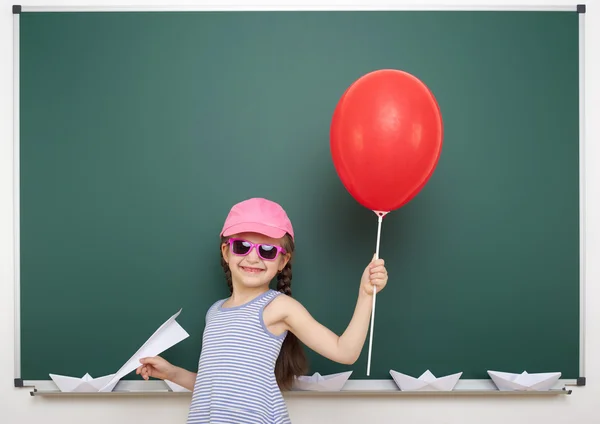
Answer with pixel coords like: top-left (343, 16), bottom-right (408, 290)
top-left (11, 4), bottom-right (587, 394)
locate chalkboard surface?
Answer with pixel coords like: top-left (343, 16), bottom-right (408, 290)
top-left (18, 10), bottom-right (580, 382)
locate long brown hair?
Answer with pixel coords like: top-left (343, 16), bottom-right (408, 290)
top-left (220, 234), bottom-right (308, 390)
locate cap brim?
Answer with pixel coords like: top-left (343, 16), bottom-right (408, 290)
top-left (221, 222), bottom-right (287, 239)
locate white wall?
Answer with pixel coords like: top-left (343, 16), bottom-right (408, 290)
top-left (1, 0), bottom-right (598, 423)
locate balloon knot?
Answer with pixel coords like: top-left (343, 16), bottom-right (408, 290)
top-left (373, 210), bottom-right (389, 218)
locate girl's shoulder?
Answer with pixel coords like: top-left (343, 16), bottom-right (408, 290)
top-left (204, 297), bottom-right (227, 322)
top-left (263, 289), bottom-right (303, 315)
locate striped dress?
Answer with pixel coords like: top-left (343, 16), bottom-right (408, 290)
top-left (186, 289), bottom-right (291, 424)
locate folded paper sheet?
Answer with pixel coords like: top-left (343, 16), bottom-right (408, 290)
top-left (293, 371), bottom-right (353, 391)
top-left (487, 370), bottom-right (561, 391)
top-left (390, 369), bottom-right (462, 391)
top-left (49, 373), bottom-right (115, 392)
top-left (98, 309), bottom-right (189, 392)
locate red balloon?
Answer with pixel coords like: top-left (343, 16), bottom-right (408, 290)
top-left (330, 69), bottom-right (443, 213)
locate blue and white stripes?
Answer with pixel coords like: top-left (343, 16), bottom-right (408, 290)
top-left (187, 289), bottom-right (291, 424)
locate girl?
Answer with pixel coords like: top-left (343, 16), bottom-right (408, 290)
top-left (136, 197), bottom-right (388, 424)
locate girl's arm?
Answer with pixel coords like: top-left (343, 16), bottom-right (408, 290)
top-left (169, 366), bottom-right (198, 391)
top-left (277, 257), bottom-right (388, 365)
top-left (137, 356), bottom-right (197, 391)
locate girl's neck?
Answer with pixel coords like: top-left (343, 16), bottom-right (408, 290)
top-left (227, 282), bottom-right (270, 307)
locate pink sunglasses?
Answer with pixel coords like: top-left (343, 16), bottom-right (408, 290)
top-left (228, 238), bottom-right (286, 261)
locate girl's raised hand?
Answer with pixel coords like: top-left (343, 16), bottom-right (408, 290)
top-left (360, 255), bottom-right (388, 296)
top-left (136, 355), bottom-right (176, 381)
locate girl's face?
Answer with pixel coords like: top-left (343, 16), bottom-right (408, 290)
top-left (221, 232), bottom-right (291, 290)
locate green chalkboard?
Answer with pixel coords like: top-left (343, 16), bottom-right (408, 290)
top-left (18, 10), bottom-right (580, 383)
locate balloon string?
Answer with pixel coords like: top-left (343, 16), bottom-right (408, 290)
top-left (366, 213), bottom-right (383, 376)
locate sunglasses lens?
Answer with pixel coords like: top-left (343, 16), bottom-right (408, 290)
top-left (231, 240), bottom-right (252, 255)
top-left (258, 244), bottom-right (278, 260)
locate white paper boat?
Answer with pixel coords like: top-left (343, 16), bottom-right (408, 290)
top-left (488, 370), bottom-right (561, 391)
top-left (390, 369), bottom-right (462, 391)
top-left (292, 371), bottom-right (353, 391)
top-left (49, 373), bottom-right (115, 392)
top-left (165, 380), bottom-right (191, 392)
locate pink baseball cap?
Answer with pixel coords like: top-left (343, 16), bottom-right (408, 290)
top-left (220, 197), bottom-right (294, 240)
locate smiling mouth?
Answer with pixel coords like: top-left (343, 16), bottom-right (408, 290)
top-left (240, 266), bottom-right (264, 274)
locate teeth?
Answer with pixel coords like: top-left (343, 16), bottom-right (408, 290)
top-left (242, 267), bottom-right (262, 273)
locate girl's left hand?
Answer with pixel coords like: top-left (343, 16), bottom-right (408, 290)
top-left (360, 255), bottom-right (388, 296)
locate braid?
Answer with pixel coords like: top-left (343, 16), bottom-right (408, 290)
top-left (273, 237), bottom-right (308, 390)
top-left (220, 245), bottom-right (233, 294)
top-left (276, 263), bottom-right (292, 296)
